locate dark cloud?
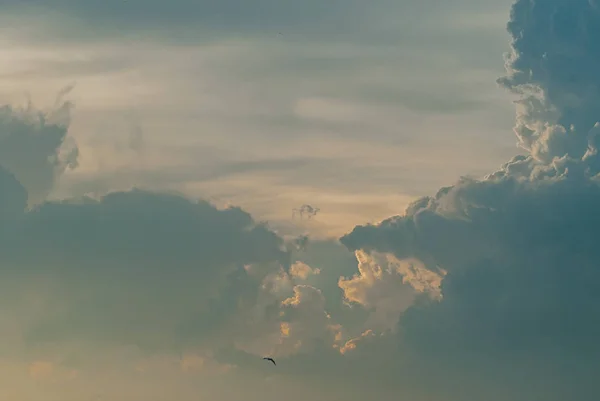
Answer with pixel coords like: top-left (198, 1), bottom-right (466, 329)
top-left (327, 0), bottom-right (600, 399)
top-left (0, 98), bottom-right (361, 373)
top-left (498, 0), bottom-right (600, 164)
top-left (0, 177), bottom-right (291, 353)
top-left (0, 167), bottom-right (27, 219)
top-left (5, 1), bottom-right (600, 400)
top-left (0, 94), bottom-right (78, 204)
top-left (0, 99), bottom-right (298, 355)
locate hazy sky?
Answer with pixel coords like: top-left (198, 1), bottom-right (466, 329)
top-left (1, 0), bottom-right (599, 400)
top-left (0, 0), bottom-right (520, 237)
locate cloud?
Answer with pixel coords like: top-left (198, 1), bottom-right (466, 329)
top-left (289, 261), bottom-right (320, 280)
top-left (0, 0), bottom-right (519, 242)
top-left (329, 0), bottom-right (600, 399)
top-left (12, 192), bottom-right (293, 352)
top-left (0, 99), bottom-right (302, 362)
top-left (0, 105), bottom-right (355, 386)
top-left (496, 0), bottom-right (600, 166)
top-left (0, 167), bottom-right (27, 218)
top-left (228, 255), bottom-right (349, 363)
top-left (338, 250), bottom-right (441, 332)
top-left (0, 92), bottom-right (78, 204)
top-left (6, 1), bottom-right (600, 400)
top-left (277, 285), bottom-right (342, 356)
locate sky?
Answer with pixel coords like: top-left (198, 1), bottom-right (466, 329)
top-left (0, 0), bottom-right (520, 237)
top-left (1, 0), bottom-right (599, 400)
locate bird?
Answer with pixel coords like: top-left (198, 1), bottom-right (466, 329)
top-left (263, 357), bottom-right (276, 366)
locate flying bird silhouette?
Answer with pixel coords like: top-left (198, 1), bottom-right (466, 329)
top-left (263, 357), bottom-right (276, 366)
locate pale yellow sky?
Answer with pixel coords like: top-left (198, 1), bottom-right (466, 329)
top-left (0, 33), bottom-right (518, 238)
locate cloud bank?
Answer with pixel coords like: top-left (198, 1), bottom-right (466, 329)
top-left (336, 0), bottom-right (600, 399)
top-left (2, 0), bottom-right (600, 400)
top-left (0, 98), bottom-right (336, 362)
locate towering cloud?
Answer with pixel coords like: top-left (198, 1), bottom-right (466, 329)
top-left (498, 0), bottom-right (600, 166)
top-left (4, 1), bottom-right (600, 400)
top-left (334, 0), bottom-right (600, 399)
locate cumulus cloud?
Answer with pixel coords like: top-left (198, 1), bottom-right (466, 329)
top-left (229, 257), bottom-right (346, 363)
top-left (277, 285), bottom-right (341, 355)
top-left (0, 92), bottom-right (78, 204)
top-left (0, 183), bottom-right (292, 355)
top-left (0, 97), bottom-right (310, 365)
top-left (289, 261), bottom-right (320, 280)
top-left (497, 0), bottom-right (600, 165)
top-left (0, 144), bottom-right (353, 386)
top-left (338, 250), bottom-right (440, 331)
top-left (5, 1), bottom-right (600, 400)
top-left (330, 0), bottom-right (600, 399)
top-left (337, 329), bottom-right (375, 354)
